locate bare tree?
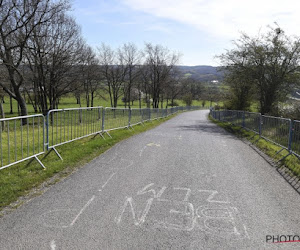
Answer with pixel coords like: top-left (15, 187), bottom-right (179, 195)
top-left (98, 43), bottom-right (127, 108)
top-left (143, 43), bottom-right (180, 108)
top-left (165, 70), bottom-right (184, 107)
top-left (0, 0), bottom-right (69, 117)
top-left (78, 45), bottom-right (100, 107)
top-left (139, 64), bottom-right (151, 108)
top-left (25, 11), bottom-right (83, 114)
top-left (119, 43), bottom-right (142, 108)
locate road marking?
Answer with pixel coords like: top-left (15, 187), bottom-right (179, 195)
top-left (140, 143), bottom-right (161, 157)
top-left (70, 195), bottom-right (95, 226)
top-left (115, 196), bottom-right (154, 226)
top-left (243, 225), bottom-right (250, 239)
top-left (198, 189), bottom-right (229, 203)
top-left (50, 240), bottom-right (56, 250)
top-left (147, 142), bottom-right (161, 147)
top-left (100, 173), bottom-right (116, 190)
top-left (137, 183), bottom-right (166, 198)
top-left (139, 146), bottom-right (147, 157)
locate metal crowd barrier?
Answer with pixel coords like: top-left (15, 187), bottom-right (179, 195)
top-left (1, 106), bottom-right (204, 170)
top-left (292, 120), bottom-right (300, 157)
top-left (261, 115), bottom-right (291, 150)
top-left (141, 108), bottom-right (151, 122)
top-left (0, 114), bottom-right (45, 170)
top-left (151, 109), bottom-right (160, 120)
top-left (209, 110), bottom-right (295, 161)
top-left (104, 108), bottom-right (130, 131)
top-left (244, 112), bottom-right (260, 134)
top-left (130, 108), bottom-right (143, 126)
top-left (46, 107), bottom-right (104, 160)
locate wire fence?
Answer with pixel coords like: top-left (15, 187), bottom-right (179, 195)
top-left (0, 105), bottom-right (204, 170)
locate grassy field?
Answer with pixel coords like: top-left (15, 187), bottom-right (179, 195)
top-left (1, 93), bottom-right (215, 118)
top-left (209, 116), bottom-right (300, 178)
top-left (0, 114), bottom-right (177, 213)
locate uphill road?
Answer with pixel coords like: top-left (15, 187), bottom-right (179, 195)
top-left (0, 110), bottom-right (300, 250)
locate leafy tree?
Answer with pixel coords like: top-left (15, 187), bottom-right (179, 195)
top-left (223, 67), bottom-right (254, 110)
top-left (182, 93), bottom-right (193, 106)
top-left (218, 26), bottom-right (300, 114)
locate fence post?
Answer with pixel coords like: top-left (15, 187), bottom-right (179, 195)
top-left (288, 120), bottom-right (293, 152)
top-left (46, 112), bottom-right (49, 151)
top-left (128, 108), bottom-right (132, 127)
top-left (102, 108), bottom-right (105, 132)
top-left (242, 111), bottom-right (245, 128)
top-left (149, 108), bottom-right (151, 120)
top-left (259, 114), bottom-right (262, 137)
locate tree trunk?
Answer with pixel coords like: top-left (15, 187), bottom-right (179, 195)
top-left (86, 93), bottom-right (90, 107)
top-left (15, 93), bottom-right (27, 116)
top-left (26, 90), bottom-right (38, 113)
top-left (0, 97), bottom-right (4, 131)
top-left (139, 90), bottom-right (142, 109)
top-left (91, 91), bottom-right (94, 107)
top-left (113, 95), bottom-right (118, 108)
top-left (9, 94), bottom-right (13, 114)
top-left (0, 97), bottom-right (4, 119)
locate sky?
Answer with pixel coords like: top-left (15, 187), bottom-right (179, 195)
top-left (72, 0), bottom-right (300, 66)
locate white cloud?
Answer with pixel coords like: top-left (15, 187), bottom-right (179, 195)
top-left (121, 0), bottom-right (300, 39)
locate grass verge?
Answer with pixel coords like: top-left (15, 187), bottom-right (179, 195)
top-left (209, 115), bottom-right (300, 178)
top-left (0, 115), bottom-right (175, 213)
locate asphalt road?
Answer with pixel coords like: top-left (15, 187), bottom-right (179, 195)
top-left (0, 110), bottom-right (300, 250)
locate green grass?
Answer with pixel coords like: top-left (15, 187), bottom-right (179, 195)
top-left (0, 115), bottom-right (176, 212)
top-left (1, 91), bottom-right (214, 118)
top-left (209, 116), bottom-right (300, 178)
top-left (249, 101), bottom-right (260, 112)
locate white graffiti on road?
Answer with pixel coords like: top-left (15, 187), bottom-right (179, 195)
top-left (115, 183), bottom-right (249, 239)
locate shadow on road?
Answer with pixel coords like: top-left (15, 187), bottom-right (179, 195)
top-left (277, 165), bottom-right (300, 195)
top-left (176, 120), bottom-right (240, 140)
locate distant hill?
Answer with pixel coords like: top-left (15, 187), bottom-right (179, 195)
top-left (177, 65), bottom-right (224, 82)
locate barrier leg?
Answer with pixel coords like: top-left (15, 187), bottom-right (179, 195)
top-left (105, 131), bottom-right (112, 138)
top-left (42, 147), bottom-right (63, 161)
top-left (93, 132), bottom-right (106, 140)
top-left (26, 155), bottom-right (46, 169)
top-left (275, 148), bottom-right (286, 156)
top-left (34, 156), bottom-right (46, 169)
top-left (277, 152), bottom-right (292, 163)
top-left (53, 147), bottom-right (63, 161)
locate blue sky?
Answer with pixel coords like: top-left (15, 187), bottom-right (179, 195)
top-left (72, 0), bottom-right (300, 66)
